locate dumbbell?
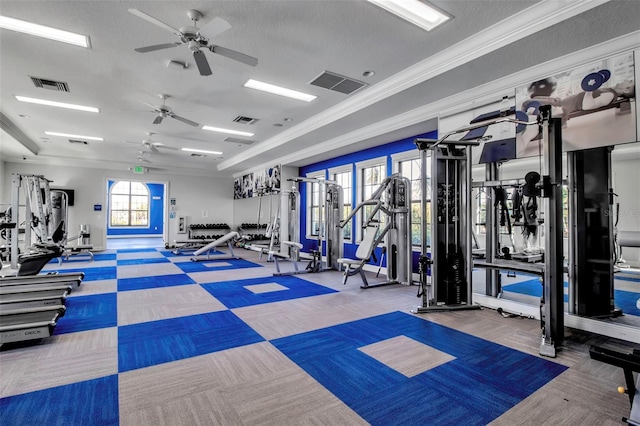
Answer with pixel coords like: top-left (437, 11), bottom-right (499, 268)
top-left (581, 69), bottom-right (611, 92)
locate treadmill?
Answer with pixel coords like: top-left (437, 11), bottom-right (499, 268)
top-left (0, 272), bottom-right (85, 290)
top-left (0, 305), bottom-right (66, 345)
top-left (0, 284), bottom-right (72, 310)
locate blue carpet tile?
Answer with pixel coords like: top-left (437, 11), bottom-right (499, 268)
top-left (116, 248), bottom-right (160, 253)
top-left (0, 375), bottom-right (119, 426)
top-left (616, 275), bottom-right (640, 283)
top-left (117, 273), bottom-right (196, 292)
top-left (272, 311), bottom-right (567, 426)
top-left (53, 293), bottom-right (117, 335)
top-left (118, 310), bottom-right (264, 372)
top-left (503, 279), bottom-right (569, 302)
top-left (613, 289), bottom-right (640, 316)
top-left (42, 266), bottom-right (117, 281)
top-left (504, 279), bottom-right (640, 315)
top-left (200, 275), bottom-right (337, 309)
top-left (116, 257), bottom-right (171, 266)
top-left (176, 257), bottom-right (262, 273)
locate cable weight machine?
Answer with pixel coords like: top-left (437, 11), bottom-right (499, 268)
top-left (412, 135), bottom-right (480, 312)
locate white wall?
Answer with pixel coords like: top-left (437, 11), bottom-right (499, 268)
top-left (1, 162), bottom-right (234, 250)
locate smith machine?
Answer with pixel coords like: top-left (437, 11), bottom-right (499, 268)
top-left (412, 106), bottom-right (565, 357)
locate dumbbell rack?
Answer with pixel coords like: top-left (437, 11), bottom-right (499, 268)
top-left (238, 223), bottom-right (269, 244)
top-left (188, 223), bottom-right (230, 241)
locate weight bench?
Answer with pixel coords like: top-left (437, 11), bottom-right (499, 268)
top-left (172, 239), bottom-right (210, 255)
top-left (337, 223), bottom-right (381, 288)
top-left (190, 231), bottom-right (240, 262)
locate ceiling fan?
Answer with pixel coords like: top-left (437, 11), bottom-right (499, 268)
top-left (126, 132), bottom-right (180, 154)
top-left (138, 95), bottom-right (199, 127)
top-left (129, 8), bottom-right (258, 76)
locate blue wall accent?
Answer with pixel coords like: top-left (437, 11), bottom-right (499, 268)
top-left (107, 181), bottom-right (164, 236)
top-left (298, 130), bottom-right (437, 273)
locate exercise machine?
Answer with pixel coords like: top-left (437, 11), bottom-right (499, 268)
top-left (568, 146), bottom-right (621, 318)
top-left (0, 305), bottom-right (66, 345)
top-left (1, 272), bottom-right (84, 290)
top-left (413, 131), bottom-right (479, 310)
top-left (337, 174), bottom-right (411, 288)
top-left (4, 174), bottom-right (67, 274)
top-left (590, 345), bottom-right (640, 425)
top-left (278, 177), bottom-right (344, 274)
top-left (414, 107), bottom-right (565, 357)
top-left (0, 283), bottom-right (72, 310)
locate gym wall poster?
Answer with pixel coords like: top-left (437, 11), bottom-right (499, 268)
top-left (515, 51), bottom-right (636, 159)
top-left (233, 164), bottom-right (281, 199)
top-left (253, 164), bottom-right (281, 195)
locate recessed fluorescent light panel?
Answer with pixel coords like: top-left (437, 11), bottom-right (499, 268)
top-left (201, 126), bottom-right (255, 137)
top-left (15, 96), bottom-right (100, 113)
top-left (367, 0), bottom-right (450, 31)
top-left (0, 15), bottom-right (91, 48)
top-left (243, 79), bottom-right (317, 102)
top-left (182, 148), bottom-right (223, 155)
top-left (44, 131), bottom-right (103, 141)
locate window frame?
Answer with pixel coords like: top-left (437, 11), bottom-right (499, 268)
top-left (305, 170), bottom-right (326, 239)
top-left (393, 150), bottom-right (430, 249)
top-left (328, 165), bottom-right (353, 241)
top-left (109, 180), bottom-right (150, 228)
top-left (355, 156), bottom-right (387, 242)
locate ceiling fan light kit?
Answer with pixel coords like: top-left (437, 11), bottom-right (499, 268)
top-left (129, 8), bottom-right (257, 76)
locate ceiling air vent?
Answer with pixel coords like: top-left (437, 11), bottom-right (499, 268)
top-left (30, 76), bottom-right (70, 92)
top-left (68, 139), bottom-right (88, 145)
top-left (224, 137), bottom-right (255, 145)
top-left (233, 116), bottom-right (259, 125)
top-left (309, 71), bottom-right (367, 95)
top-left (190, 153), bottom-right (206, 157)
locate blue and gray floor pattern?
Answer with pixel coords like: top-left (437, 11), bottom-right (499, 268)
top-left (1, 248), bottom-right (570, 425)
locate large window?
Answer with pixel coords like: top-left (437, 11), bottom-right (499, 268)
top-left (330, 167), bottom-right (352, 241)
top-left (110, 181), bottom-right (149, 227)
top-left (306, 172), bottom-right (325, 237)
top-left (357, 158), bottom-right (386, 240)
top-left (396, 153), bottom-right (431, 247)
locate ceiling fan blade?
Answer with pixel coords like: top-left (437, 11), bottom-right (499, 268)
top-left (154, 143), bottom-right (180, 151)
top-left (134, 42), bottom-right (182, 53)
top-left (169, 113), bottom-right (199, 127)
top-left (209, 45), bottom-right (258, 67)
top-left (149, 144), bottom-right (160, 153)
top-left (128, 9), bottom-right (183, 36)
top-left (193, 50), bottom-right (212, 76)
top-left (139, 100), bottom-right (161, 111)
top-left (198, 17), bottom-right (232, 39)
top-left (153, 115), bottom-right (164, 125)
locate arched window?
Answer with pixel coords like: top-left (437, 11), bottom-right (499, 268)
top-left (110, 181), bottom-right (149, 227)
